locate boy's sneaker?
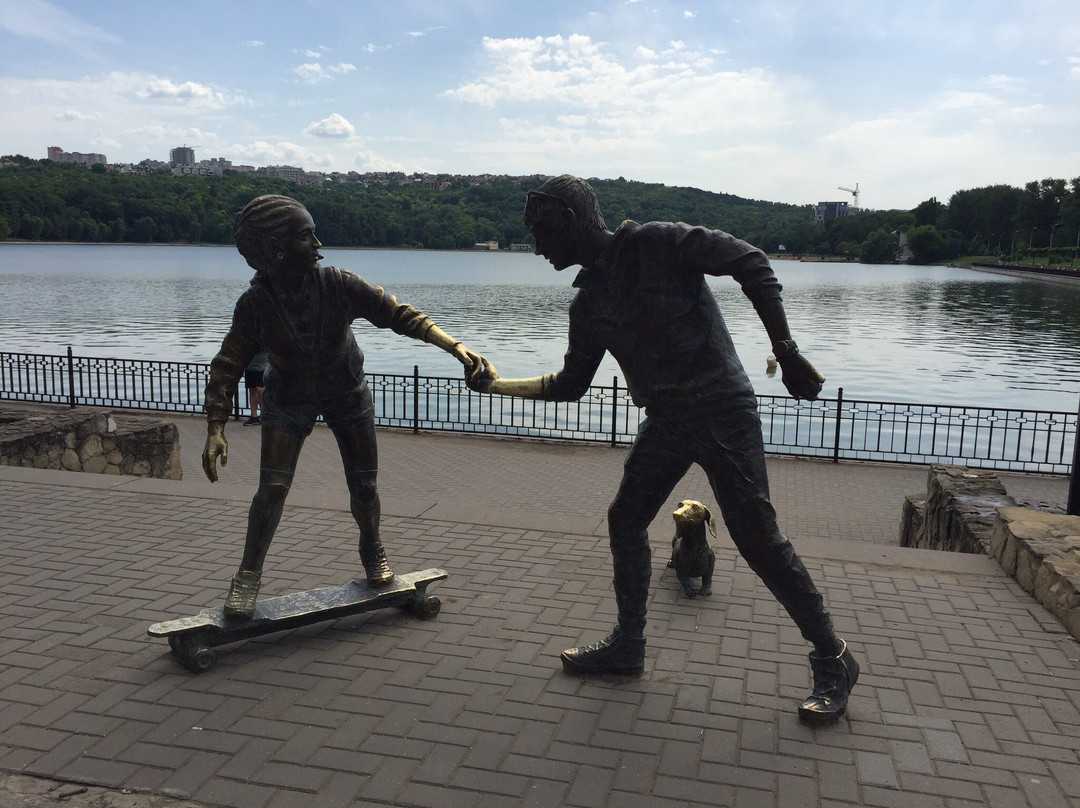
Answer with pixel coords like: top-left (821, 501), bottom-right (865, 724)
top-left (223, 570), bottom-right (261, 619)
top-left (561, 626), bottom-right (646, 675)
top-left (799, 639), bottom-right (860, 724)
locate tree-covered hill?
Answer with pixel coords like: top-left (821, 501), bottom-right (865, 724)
top-left (0, 157), bottom-right (813, 249)
top-left (2, 156), bottom-right (1076, 266)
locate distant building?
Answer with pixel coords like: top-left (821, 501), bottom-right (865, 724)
top-left (814, 200), bottom-right (850, 227)
top-left (47, 146), bottom-right (107, 166)
top-left (259, 164), bottom-right (301, 182)
top-left (170, 146), bottom-right (195, 167)
top-left (256, 165), bottom-right (324, 186)
top-left (205, 157), bottom-right (232, 174)
top-left (473, 241), bottom-right (499, 251)
top-left (509, 243), bottom-right (533, 252)
top-left (172, 157), bottom-right (235, 177)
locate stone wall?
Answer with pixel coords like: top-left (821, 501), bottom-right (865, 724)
top-left (901, 464), bottom-right (1080, 643)
top-left (988, 508), bottom-right (1080, 641)
top-left (0, 406), bottom-right (181, 479)
top-left (900, 465), bottom-right (1016, 554)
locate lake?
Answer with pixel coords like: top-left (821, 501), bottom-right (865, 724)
top-left (2, 243), bottom-right (1080, 412)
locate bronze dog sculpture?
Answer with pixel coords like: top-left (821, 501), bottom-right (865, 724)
top-left (667, 500), bottom-right (716, 598)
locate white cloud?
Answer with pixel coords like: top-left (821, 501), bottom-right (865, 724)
top-left (241, 40), bottom-right (265, 48)
top-left (0, 0), bottom-right (117, 46)
top-left (933, 91), bottom-right (1005, 111)
top-left (983, 74), bottom-right (1023, 91)
top-left (229, 140), bottom-right (333, 169)
top-left (56, 108), bottom-right (96, 122)
top-left (433, 30), bottom-right (1080, 208)
top-left (135, 77), bottom-right (237, 108)
top-left (292, 62), bottom-right (357, 83)
top-left (443, 34), bottom-right (805, 138)
top-left (1069, 56), bottom-right (1080, 81)
top-left (354, 150), bottom-right (408, 172)
top-left (0, 72), bottom-right (249, 163)
top-left (305, 113), bottom-right (356, 138)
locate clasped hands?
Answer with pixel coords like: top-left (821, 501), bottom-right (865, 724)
top-left (452, 344), bottom-right (498, 392)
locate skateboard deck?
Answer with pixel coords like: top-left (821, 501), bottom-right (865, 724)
top-left (148, 567), bottom-right (447, 672)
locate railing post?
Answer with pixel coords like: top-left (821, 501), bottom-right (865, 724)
top-left (832, 387), bottom-right (844, 463)
top-left (1068, 391), bottom-right (1080, 515)
top-left (413, 364), bottom-right (420, 434)
top-left (66, 346), bottom-right (76, 409)
top-left (610, 376), bottom-right (619, 448)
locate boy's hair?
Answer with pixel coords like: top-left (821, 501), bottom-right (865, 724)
top-left (234, 195), bottom-right (306, 269)
top-left (528, 175), bottom-right (607, 234)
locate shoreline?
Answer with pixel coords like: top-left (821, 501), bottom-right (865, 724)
top-left (0, 240), bottom-right (527, 253)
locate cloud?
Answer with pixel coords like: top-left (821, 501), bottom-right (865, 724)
top-left (56, 108), bottom-right (96, 122)
top-left (229, 140), bottom-right (333, 169)
top-left (0, 0), bottom-right (118, 46)
top-left (354, 150), bottom-right (408, 172)
top-left (305, 113), bottom-right (356, 138)
top-left (1070, 56), bottom-right (1080, 81)
top-left (134, 77), bottom-right (238, 108)
top-left (241, 40), bottom-right (265, 48)
top-left (292, 62), bottom-right (357, 83)
top-left (443, 34), bottom-right (801, 137)
top-left (0, 72), bottom-right (250, 164)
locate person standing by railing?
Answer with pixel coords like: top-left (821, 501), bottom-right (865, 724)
top-left (243, 350), bottom-right (268, 426)
top-left (468, 175), bottom-right (858, 724)
top-left (202, 194), bottom-right (491, 620)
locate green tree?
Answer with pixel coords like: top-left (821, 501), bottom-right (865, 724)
top-left (859, 230), bottom-right (897, 264)
top-left (131, 216), bottom-right (157, 242)
top-left (907, 225), bottom-right (949, 263)
top-left (836, 240), bottom-right (860, 259)
top-left (913, 197), bottom-right (944, 227)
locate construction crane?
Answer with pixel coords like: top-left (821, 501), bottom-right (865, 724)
top-left (838, 183), bottom-right (860, 208)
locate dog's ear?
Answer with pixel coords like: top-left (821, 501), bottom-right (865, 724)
top-left (706, 508), bottom-right (717, 538)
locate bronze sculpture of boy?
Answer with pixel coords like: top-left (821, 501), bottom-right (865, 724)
top-left (467, 175), bottom-right (859, 724)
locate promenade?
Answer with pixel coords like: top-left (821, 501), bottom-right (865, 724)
top-left (1, 408), bottom-right (1077, 807)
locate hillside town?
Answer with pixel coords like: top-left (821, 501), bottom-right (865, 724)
top-left (41, 144), bottom-right (531, 192)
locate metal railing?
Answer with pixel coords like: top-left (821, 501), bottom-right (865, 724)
top-left (1, 349), bottom-right (1074, 474)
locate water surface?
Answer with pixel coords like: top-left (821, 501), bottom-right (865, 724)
top-left (2, 244), bottom-right (1079, 411)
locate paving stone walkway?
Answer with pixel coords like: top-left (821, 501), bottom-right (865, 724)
top-left (0, 409), bottom-right (1076, 807)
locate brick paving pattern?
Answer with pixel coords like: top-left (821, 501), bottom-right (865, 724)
top-left (0, 409), bottom-right (1076, 807)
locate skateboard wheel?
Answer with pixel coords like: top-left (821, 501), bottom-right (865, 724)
top-left (170, 633), bottom-right (218, 673)
top-left (180, 645), bottom-right (217, 673)
top-left (415, 596), bottom-right (441, 619)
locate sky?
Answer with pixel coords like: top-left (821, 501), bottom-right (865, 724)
top-left (1, 0), bottom-right (1078, 211)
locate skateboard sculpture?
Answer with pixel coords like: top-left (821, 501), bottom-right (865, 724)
top-left (149, 568), bottom-right (446, 672)
top-left (148, 195), bottom-right (487, 672)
